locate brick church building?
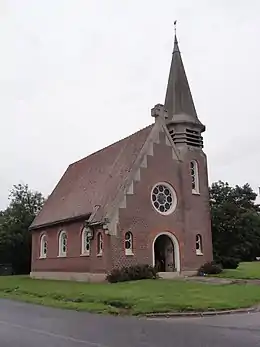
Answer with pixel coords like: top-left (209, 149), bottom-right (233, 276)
top-left (30, 33), bottom-right (213, 281)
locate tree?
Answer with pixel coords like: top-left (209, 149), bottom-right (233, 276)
top-left (210, 181), bottom-right (260, 263)
top-left (0, 184), bottom-right (45, 274)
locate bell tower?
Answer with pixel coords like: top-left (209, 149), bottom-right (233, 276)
top-left (164, 30), bottom-right (205, 149)
top-left (163, 25), bottom-right (213, 271)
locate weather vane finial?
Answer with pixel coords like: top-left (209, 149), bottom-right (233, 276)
top-left (174, 20), bottom-right (177, 35)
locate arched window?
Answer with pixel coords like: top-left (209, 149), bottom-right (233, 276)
top-left (190, 160), bottom-right (199, 194)
top-left (40, 234), bottom-right (47, 258)
top-left (196, 234), bottom-right (203, 255)
top-left (124, 232), bottom-right (133, 255)
top-left (81, 227), bottom-right (90, 256)
top-left (58, 230), bottom-right (67, 257)
top-left (97, 232), bottom-right (103, 256)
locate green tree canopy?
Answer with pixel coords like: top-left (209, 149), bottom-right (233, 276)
top-left (0, 184), bottom-right (45, 274)
top-left (210, 181), bottom-right (260, 263)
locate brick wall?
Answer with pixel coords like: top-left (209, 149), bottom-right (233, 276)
top-left (31, 221), bottom-right (109, 273)
top-left (109, 131), bottom-right (212, 272)
top-left (31, 130), bottom-right (212, 274)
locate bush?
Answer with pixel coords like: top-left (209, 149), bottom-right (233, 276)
top-left (106, 264), bottom-right (158, 283)
top-left (198, 261), bottom-right (223, 276)
top-left (219, 257), bottom-right (240, 269)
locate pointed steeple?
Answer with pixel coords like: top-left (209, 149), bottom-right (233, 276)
top-left (164, 31), bottom-right (205, 132)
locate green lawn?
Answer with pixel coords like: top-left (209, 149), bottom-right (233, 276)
top-left (217, 262), bottom-right (260, 280)
top-left (0, 276), bottom-right (260, 315)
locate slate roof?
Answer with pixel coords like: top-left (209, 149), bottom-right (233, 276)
top-left (31, 32), bottom-right (205, 230)
top-left (164, 35), bottom-right (205, 131)
top-left (30, 124), bottom-right (153, 229)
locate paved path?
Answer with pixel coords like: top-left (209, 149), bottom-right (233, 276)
top-left (0, 299), bottom-right (260, 346)
top-left (183, 276), bottom-right (260, 285)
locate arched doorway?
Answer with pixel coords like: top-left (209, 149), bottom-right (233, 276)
top-left (153, 232), bottom-right (180, 272)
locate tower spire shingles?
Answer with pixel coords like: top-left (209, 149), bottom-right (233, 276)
top-left (164, 28), bottom-right (205, 131)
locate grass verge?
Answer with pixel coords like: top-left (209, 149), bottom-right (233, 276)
top-left (215, 262), bottom-right (260, 280)
top-left (0, 276), bottom-right (260, 315)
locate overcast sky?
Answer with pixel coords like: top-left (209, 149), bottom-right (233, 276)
top-left (0, 0), bottom-right (260, 209)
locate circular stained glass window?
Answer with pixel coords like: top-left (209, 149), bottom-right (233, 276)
top-left (151, 182), bottom-right (177, 215)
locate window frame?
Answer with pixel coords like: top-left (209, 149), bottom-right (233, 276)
top-left (81, 227), bottom-right (90, 256)
top-left (58, 230), bottom-right (67, 257)
top-left (40, 234), bottom-right (47, 259)
top-left (97, 232), bottom-right (103, 256)
top-left (124, 231), bottom-right (133, 256)
top-left (190, 160), bottom-right (200, 194)
top-left (196, 234), bottom-right (203, 255)
top-left (151, 182), bottom-right (177, 215)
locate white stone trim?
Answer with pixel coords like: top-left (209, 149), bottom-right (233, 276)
top-left (134, 168), bottom-right (141, 181)
top-left (97, 232), bottom-right (103, 256)
top-left (39, 234), bottom-right (47, 259)
top-left (196, 234), bottom-right (203, 255)
top-left (81, 227), bottom-right (90, 256)
top-left (140, 156), bottom-right (148, 168)
top-left (161, 123), bottom-right (180, 160)
top-left (165, 136), bottom-right (171, 146)
top-left (104, 123), bottom-right (180, 237)
top-left (191, 160), bottom-right (200, 194)
top-left (124, 231), bottom-right (133, 255)
top-left (154, 131), bottom-right (160, 144)
top-left (127, 181), bottom-right (134, 195)
top-left (119, 196), bottom-right (127, 208)
top-left (107, 210), bottom-right (119, 236)
top-left (152, 232), bottom-right (181, 272)
top-left (151, 182), bottom-right (177, 215)
top-left (147, 143), bottom-right (154, 156)
top-left (58, 230), bottom-right (67, 257)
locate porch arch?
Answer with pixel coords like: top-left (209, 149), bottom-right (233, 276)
top-left (152, 232), bottom-right (180, 272)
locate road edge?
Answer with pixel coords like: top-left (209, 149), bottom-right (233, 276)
top-left (145, 306), bottom-right (260, 318)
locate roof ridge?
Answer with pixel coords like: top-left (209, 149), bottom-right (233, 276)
top-left (100, 123), bottom-right (158, 227)
top-left (30, 122), bottom-right (154, 229)
top-left (70, 124), bottom-right (153, 167)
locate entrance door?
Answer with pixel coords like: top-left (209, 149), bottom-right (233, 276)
top-left (154, 235), bottom-right (175, 272)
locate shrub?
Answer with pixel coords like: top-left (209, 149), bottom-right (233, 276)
top-left (198, 261), bottom-right (223, 276)
top-left (219, 257), bottom-right (240, 269)
top-left (106, 264), bottom-right (158, 283)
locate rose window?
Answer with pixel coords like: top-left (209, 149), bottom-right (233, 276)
top-left (151, 183), bottom-right (177, 215)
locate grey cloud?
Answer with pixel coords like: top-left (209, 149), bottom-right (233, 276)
top-left (1, 0), bottom-right (260, 209)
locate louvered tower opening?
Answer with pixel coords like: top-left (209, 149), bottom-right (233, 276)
top-left (168, 128), bottom-right (203, 148)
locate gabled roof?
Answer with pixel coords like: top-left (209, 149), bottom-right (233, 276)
top-left (30, 125), bottom-right (153, 230)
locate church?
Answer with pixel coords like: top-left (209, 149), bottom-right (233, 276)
top-left (30, 32), bottom-right (213, 282)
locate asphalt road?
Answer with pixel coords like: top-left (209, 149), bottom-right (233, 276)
top-left (0, 299), bottom-right (260, 346)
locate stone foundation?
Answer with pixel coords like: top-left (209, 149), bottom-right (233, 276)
top-left (158, 271), bottom-right (180, 279)
top-left (158, 271), bottom-right (197, 279)
top-left (30, 271), bottom-right (107, 283)
top-left (181, 270), bottom-right (197, 277)
top-left (30, 270), bottom-right (197, 283)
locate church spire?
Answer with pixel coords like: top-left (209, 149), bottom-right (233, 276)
top-left (164, 27), bottom-right (205, 132)
top-left (173, 21), bottom-right (180, 53)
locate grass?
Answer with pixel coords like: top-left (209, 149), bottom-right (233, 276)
top-left (216, 262), bottom-right (260, 280)
top-left (0, 276), bottom-right (260, 315)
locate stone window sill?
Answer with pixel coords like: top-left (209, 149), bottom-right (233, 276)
top-left (57, 254), bottom-right (67, 258)
top-left (192, 190), bottom-right (200, 195)
top-left (39, 256), bottom-right (46, 259)
top-left (196, 251), bottom-right (203, 256)
top-left (125, 251), bottom-right (134, 256)
top-left (97, 252), bottom-right (103, 257)
top-left (80, 253), bottom-right (90, 257)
